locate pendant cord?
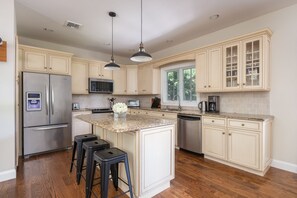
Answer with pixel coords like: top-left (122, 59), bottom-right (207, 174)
top-left (141, 0), bottom-right (143, 43)
top-left (111, 15), bottom-right (114, 60)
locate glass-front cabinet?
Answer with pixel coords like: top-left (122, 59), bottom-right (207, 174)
top-left (223, 42), bottom-right (241, 90)
top-left (242, 37), bottom-right (263, 89)
top-left (222, 31), bottom-right (271, 92)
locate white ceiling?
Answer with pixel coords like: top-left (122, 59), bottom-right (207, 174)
top-left (16, 0), bottom-right (297, 58)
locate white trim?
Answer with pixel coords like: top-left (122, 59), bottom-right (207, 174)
top-left (271, 159), bottom-right (297, 174)
top-left (0, 168), bottom-right (16, 182)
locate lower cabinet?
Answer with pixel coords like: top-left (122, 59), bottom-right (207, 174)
top-left (202, 116), bottom-right (272, 176)
top-left (72, 111), bottom-right (92, 141)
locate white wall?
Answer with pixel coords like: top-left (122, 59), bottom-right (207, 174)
top-left (152, 4), bottom-right (297, 170)
top-left (0, 1), bottom-right (16, 181)
top-left (18, 36), bottom-right (132, 65)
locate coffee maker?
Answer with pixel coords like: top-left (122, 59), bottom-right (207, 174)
top-left (208, 96), bottom-right (220, 112)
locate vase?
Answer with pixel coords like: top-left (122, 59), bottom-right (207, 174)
top-left (114, 112), bottom-right (127, 119)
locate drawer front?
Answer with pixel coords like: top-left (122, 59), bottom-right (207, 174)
top-left (203, 117), bottom-right (226, 127)
top-left (228, 119), bottom-right (261, 131)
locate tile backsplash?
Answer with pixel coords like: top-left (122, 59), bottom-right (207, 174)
top-left (200, 92), bottom-right (270, 115)
top-left (73, 92), bottom-right (270, 115)
top-left (72, 94), bottom-right (157, 109)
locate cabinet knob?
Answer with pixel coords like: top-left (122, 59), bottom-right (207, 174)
top-left (49, 67), bottom-right (52, 70)
top-left (243, 83), bottom-right (246, 86)
top-left (135, 90), bottom-right (137, 92)
top-left (124, 90), bottom-right (127, 92)
top-left (162, 114), bottom-right (165, 116)
top-left (222, 132), bottom-right (225, 135)
top-left (212, 120), bottom-right (214, 123)
top-left (229, 133), bottom-right (231, 136)
top-left (241, 124), bottom-right (245, 126)
top-left (208, 85), bottom-right (211, 88)
top-left (44, 66), bottom-right (47, 69)
top-left (237, 83), bottom-right (240, 86)
top-left (204, 85), bottom-right (207, 88)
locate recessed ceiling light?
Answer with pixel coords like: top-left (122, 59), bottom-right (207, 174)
top-left (209, 14), bottom-right (220, 20)
top-left (43, 28), bottom-right (54, 32)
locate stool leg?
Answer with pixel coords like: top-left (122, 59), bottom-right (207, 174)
top-left (77, 146), bottom-right (86, 184)
top-left (101, 163), bottom-right (110, 198)
top-left (110, 163), bottom-right (118, 190)
top-left (85, 149), bottom-right (93, 197)
top-left (70, 141), bottom-right (77, 173)
top-left (124, 157), bottom-right (133, 198)
top-left (87, 159), bottom-right (97, 198)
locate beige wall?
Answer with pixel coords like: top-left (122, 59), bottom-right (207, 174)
top-left (0, 0), bottom-right (16, 181)
top-left (152, 4), bottom-right (297, 168)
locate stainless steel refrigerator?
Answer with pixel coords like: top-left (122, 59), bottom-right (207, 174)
top-left (22, 72), bottom-right (72, 157)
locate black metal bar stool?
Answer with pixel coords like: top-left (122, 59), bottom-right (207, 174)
top-left (79, 139), bottom-right (110, 196)
top-left (88, 147), bottom-right (133, 198)
top-left (70, 134), bottom-right (97, 183)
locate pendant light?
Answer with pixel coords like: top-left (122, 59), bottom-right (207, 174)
top-left (130, 0), bottom-right (152, 62)
top-left (104, 12), bottom-right (120, 70)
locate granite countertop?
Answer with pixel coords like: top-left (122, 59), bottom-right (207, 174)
top-left (77, 113), bottom-right (176, 133)
top-left (136, 107), bottom-right (274, 121)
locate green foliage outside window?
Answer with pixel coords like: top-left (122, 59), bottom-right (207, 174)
top-left (167, 70), bottom-right (179, 100)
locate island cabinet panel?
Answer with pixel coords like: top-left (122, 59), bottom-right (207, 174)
top-left (93, 124), bottom-right (175, 198)
top-left (140, 127), bottom-right (174, 193)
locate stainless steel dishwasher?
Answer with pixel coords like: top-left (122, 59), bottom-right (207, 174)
top-left (177, 114), bottom-right (202, 154)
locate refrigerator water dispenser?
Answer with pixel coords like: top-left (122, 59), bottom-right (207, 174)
top-left (26, 92), bottom-right (41, 111)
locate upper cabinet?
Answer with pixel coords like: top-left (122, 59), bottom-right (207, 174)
top-left (222, 34), bottom-right (271, 91)
top-left (196, 46), bottom-right (223, 92)
top-left (126, 65), bottom-right (138, 95)
top-left (197, 29), bottom-right (271, 93)
top-left (113, 65), bottom-right (127, 95)
top-left (89, 61), bottom-right (113, 80)
top-left (138, 64), bottom-right (160, 95)
top-left (19, 45), bottom-right (72, 75)
top-left (71, 58), bottom-right (89, 94)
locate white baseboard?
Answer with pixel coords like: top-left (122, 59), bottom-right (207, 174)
top-left (271, 159), bottom-right (297, 174)
top-left (0, 169), bottom-right (16, 182)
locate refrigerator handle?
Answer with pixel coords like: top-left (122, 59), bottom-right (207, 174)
top-left (51, 85), bottom-right (54, 115)
top-left (45, 85), bottom-right (49, 115)
top-left (33, 124), bottom-right (68, 131)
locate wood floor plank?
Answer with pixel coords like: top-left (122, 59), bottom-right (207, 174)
top-left (0, 149), bottom-right (296, 198)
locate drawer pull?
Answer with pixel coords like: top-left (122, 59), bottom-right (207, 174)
top-left (241, 124), bottom-right (245, 126)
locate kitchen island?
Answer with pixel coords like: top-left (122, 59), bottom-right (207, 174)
top-left (77, 113), bottom-right (176, 198)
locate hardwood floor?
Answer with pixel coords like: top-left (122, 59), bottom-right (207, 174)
top-left (0, 149), bottom-right (297, 198)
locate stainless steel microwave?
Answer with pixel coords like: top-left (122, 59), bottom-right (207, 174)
top-left (88, 78), bottom-right (113, 94)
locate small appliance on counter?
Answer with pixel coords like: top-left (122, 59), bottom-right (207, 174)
top-left (208, 96), bottom-right (220, 112)
top-left (151, 97), bottom-right (161, 108)
top-left (127, 100), bottom-right (140, 108)
top-left (72, 103), bottom-right (80, 110)
top-left (198, 101), bottom-right (207, 112)
top-left (108, 97), bottom-right (116, 109)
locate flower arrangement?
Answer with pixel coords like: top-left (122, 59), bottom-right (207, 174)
top-left (112, 102), bottom-right (128, 114)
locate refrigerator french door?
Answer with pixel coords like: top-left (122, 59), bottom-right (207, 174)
top-left (22, 72), bottom-right (72, 156)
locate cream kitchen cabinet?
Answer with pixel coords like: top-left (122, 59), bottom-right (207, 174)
top-left (138, 65), bottom-right (160, 95)
top-left (202, 116), bottom-right (272, 176)
top-left (202, 117), bottom-right (227, 160)
top-left (113, 65), bottom-right (138, 95)
top-left (222, 30), bottom-right (271, 91)
top-left (19, 45), bottom-right (72, 75)
top-left (72, 111), bottom-right (92, 141)
top-left (89, 61), bottom-right (113, 80)
top-left (196, 46), bottom-right (222, 92)
top-left (113, 65), bottom-right (127, 95)
top-left (71, 58), bottom-right (89, 94)
top-left (126, 65), bottom-right (138, 95)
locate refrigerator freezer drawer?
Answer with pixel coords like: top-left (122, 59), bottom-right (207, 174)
top-left (23, 124), bottom-right (72, 156)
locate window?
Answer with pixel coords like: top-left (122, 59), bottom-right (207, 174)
top-left (161, 62), bottom-right (197, 106)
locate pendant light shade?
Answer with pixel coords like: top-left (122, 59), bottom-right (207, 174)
top-left (130, 0), bottom-right (152, 62)
top-left (105, 12), bottom-right (120, 70)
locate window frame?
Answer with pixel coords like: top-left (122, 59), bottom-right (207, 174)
top-left (161, 61), bottom-right (198, 107)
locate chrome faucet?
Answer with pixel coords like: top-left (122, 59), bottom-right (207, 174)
top-left (173, 94), bottom-right (182, 111)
